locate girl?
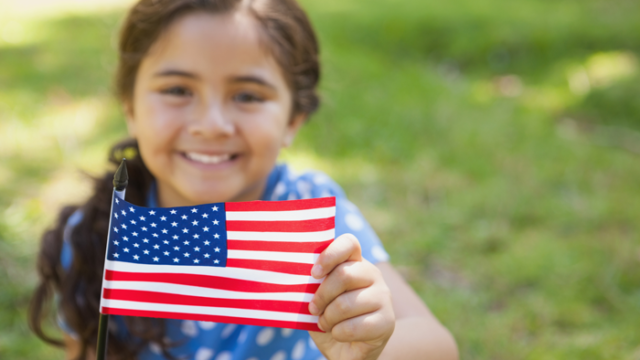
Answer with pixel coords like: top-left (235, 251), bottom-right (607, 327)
top-left (29, 0), bottom-right (458, 359)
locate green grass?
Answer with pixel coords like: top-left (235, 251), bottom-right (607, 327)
top-left (1, 0), bottom-right (640, 358)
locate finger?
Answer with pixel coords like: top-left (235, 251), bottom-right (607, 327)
top-left (318, 286), bottom-right (383, 332)
top-left (331, 309), bottom-right (395, 343)
top-left (309, 260), bottom-right (377, 316)
top-left (311, 233), bottom-right (362, 279)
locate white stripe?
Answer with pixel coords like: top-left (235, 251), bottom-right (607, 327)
top-left (226, 207), bottom-right (335, 221)
top-left (105, 260), bottom-right (321, 284)
top-left (103, 281), bottom-right (314, 302)
top-left (101, 299), bottom-right (319, 323)
top-left (227, 250), bottom-right (319, 264)
top-left (227, 229), bottom-right (335, 242)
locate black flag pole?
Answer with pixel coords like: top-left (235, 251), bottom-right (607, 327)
top-left (96, 159), bottom-right (128, 360)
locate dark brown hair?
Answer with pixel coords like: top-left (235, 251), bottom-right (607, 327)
top-left (29, 1), bottom-right (320, 359)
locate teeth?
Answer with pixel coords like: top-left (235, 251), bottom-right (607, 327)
top-left (185, 152), bottom-right (231, 164)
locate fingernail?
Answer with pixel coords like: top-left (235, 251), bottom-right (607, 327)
top-left (317, 322), bottom-right (324, 332)
top-left (311, 264), bottom-right (322, 278)
top-left (309, 302), bottom-right (319, 315)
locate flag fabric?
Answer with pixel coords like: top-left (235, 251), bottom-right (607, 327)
top-left (99, 194), bottom-right (336, 332)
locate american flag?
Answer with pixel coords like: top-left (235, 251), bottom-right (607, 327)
top-left (99, 193), bottom-right (336, 331)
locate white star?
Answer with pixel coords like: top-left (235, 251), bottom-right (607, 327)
top-left (143, 250), bottom-right (149, 255)
top-left (213, 220), bottom-right (219, 225)
top-left (192, 220), bottom-right (199, 226)
top-left (153, 244), bottom-right (160, 249)
top-left (152, 233), bottom-right (158, 238)
top-left (182, 228), bottom-right (188, 234)
top-left (164, 251), bottom-right (170, 256)
top-left (191, 208), bottom-right (198, 213)
top-left (132, 232), bottom-right (138, 237)
top-left (181, 215), bottom-right (188, 220)
top-left (130, 220), bottom-right (137, 225)
top-left (123, 236), bottom-right (129, 241)
top-left (203, 226), bottom-right (209, 232)
top-left (183, 240), bottom-right (190, 245)
top-left (143, 238), bottom-right (149, 243)
top-left (161, 229), bottom-right (168, 234)
top-left (194, 259), bottom-right (200, 264)
top-left (204, 240), bottom-right (210, 246)
top-left (204, 253), bottom-right (210, 258)
top-left (202, 213), bottom-right (208, 218)
top-left (113, 253), bottom-right (119, 258)
top-left (174, 246), bottom-right (180, 251)
top-left (160, 216), bottom-right (166, 221)
top-left (170, 209), bottom-right (177, 215)
top-left (151, 223), bottom-right (157, 228)
top-left (214, 233), bottom-right (220, 239)
top-left (149, 210), bottom-right (156, 215)
top-left (173, 258), bottom-right (179, 263)
top-left (172, 235), bottom-right (179, 240)
top-left (183, 252), bottom-right (190, 257)
top-left (115, 198), bottom-right (119, 204)
top-left (133, 255), bottom-right (139, 260)
top-left (214, 259), bottom-right (220, 264)
top-left (163, 240), bottom-right (169, 245)
top-left (134, 243), bottom-right (140, 248)
top-left (121, 224), bottom-right (127, 229)
top-left (142, 226), bottom-right (148, 231)
top-left (114, 227), bottom-right (119, 233)
top-left (121, 210), bottom-right (126, 216)
top-left (212, 206), bottom-right (218, 211)
top-left (171, 222), bottom-right (178, 227)
top-left (214, 247), bottom-right (220, 252)
top-left (124, 248), bottom-right (130, 252)
top-left (114, 213), bottom-right (118, 219)
top-left (129, 207), bottom-right (135, 213)
top-left (194, 246), bottom-right (200, 252)
top-left (113, 240), bottom-right (119, 245)
top-left (139, 216), bottom-right (146, 221)
top-left (153, 257), bottom-right (159, 262)
top-left (193, 234), bottom-right (200, 239)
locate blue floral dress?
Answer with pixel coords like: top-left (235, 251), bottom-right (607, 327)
top-left (60, 164), bottom-right (390, 360)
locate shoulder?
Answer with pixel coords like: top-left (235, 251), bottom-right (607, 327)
top-left (264, 163), bottom-right (345, 201)
top-left (60, 209), bottom-right (84, 271)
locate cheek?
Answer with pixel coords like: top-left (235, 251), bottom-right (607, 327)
top-left (134, 96), bottom-right (183, 154)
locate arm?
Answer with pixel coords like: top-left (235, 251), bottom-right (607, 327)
top-left (64, 334), bottom-right (93, 360)
top-left (376, 262), bottom-right (458, 360)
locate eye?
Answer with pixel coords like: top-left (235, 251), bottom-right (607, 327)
top-left (161, 86), bottom-right (192, 97)
top-left (233, 92), bottom-right (264, 103)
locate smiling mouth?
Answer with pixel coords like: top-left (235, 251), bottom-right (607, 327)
top-left (184, 152), bottom-right (237, 164)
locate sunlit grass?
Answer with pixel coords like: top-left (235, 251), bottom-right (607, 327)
top-left (2, 0), bottom-right (640, 359)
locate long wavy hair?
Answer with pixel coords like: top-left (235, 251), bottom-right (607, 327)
top-left (29, 0), bottom-right (320, 359)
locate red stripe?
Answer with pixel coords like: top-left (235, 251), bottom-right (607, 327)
top-left (103, 289), bottom-right (312, 315)
top-left (104, 270), bottom-right (319, 293)
top-left (226, 259), bottom-right (313, 276)
top-left (102, 307), bottom-right (322, 332)
top-left (226, 217), bottom-right (334, 232)
top-left (227, 240), bottom-right (332, 254)
top-left (225, 197), bottom-right (335, 212)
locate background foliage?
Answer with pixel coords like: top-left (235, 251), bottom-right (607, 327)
top-left (1, 0), bottom-right (639, 358)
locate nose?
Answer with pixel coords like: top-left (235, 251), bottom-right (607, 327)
top-left (188, 100), bottom-right (235, 138)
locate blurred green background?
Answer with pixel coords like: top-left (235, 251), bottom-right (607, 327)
top-left (1, 0), bottom-right (640, 358)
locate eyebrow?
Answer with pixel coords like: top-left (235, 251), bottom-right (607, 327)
top-left (154, 69), bottom-right (199, 79)
top-left (231, 75), bottom-right (276, 89)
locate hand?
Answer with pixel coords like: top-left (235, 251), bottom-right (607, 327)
top-left (308, 234), bottom-right (395, 360)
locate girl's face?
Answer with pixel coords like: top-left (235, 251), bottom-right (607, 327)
top-left (127, 12), bottom-right (305, 207)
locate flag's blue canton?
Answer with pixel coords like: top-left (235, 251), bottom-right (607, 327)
top-left (107, 195), bottom-right (227, 267)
